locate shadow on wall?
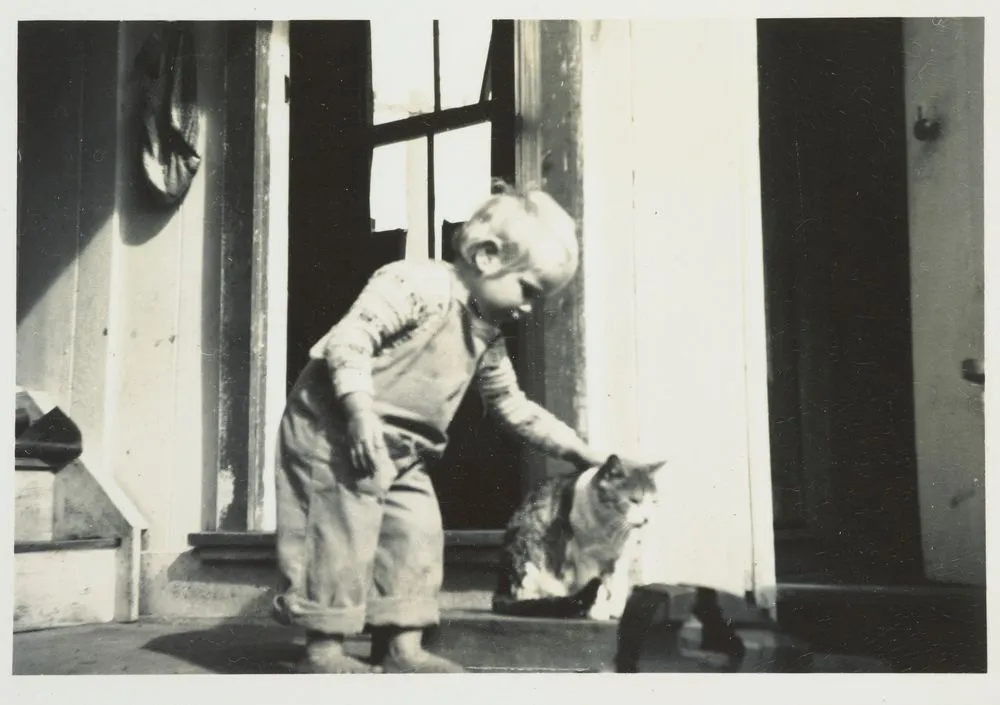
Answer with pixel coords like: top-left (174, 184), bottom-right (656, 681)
top-left (19, 20), bottom-right (253, 538)
top-left (17, 23), bottom-right (119, 325)
top-left (16, 22), bottom-right (181, 326)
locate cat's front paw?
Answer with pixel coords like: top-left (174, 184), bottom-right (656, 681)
top-left (587, 603), bottom-right (617, 621)
top-left (605, 593), bottom-right (631, 620)
top-left (587, 584), bottom-right (619, 621)
top-left (592, 601), bottom-right (626, 621)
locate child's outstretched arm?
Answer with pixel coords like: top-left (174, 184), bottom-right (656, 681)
top-left (310, 261), bottom-right (451, 473)
top-left (475, 337), bottom-right (606, 470)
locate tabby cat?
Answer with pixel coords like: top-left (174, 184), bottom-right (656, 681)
top-left (492, 455), bottom-right (664, 620)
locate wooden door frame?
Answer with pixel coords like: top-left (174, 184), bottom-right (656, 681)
top-left (247, 20), bottom-right (290, 531)
top-left (247, 20), bottom-right (520, 537)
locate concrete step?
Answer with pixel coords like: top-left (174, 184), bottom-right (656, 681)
top-left (160, 532), bottom-right (499, 619)
top-left (15, 538), bottom-right (121, 632)
top-left (15, 467), bottom-right (55, 541)
top-left (432, 610), bottom-right (619, 671)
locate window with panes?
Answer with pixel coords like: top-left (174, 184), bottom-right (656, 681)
top-left (368, 20), bottom-right (515, 263)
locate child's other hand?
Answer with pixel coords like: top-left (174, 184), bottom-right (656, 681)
top-left (342, 393), bottom-right (388, 476)
top-left (347, 411), bottom-right (388, 476)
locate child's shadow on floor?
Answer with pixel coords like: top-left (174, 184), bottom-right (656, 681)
top-left (142, 623), bottom-right (372, 675)
top-left (142, 623), bottom-right (301, 674)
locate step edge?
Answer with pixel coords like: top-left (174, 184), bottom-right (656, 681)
top-left (189, 530), bottom-right (504, 548)
top-left (15, 458), bottom-right (64, 472)
top-left (15, 537), bottom-right (122, 554)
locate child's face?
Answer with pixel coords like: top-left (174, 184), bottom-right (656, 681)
top-left (468, 256), bottom-right (548, 326)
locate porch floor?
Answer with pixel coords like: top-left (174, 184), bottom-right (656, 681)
top-left (13, 612), bottom-right (619, 675)
top-left (12, 611), bottom-right (894, 675)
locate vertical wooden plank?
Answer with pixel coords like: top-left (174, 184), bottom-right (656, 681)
top-left (578, 20), bottom-right (640, 459)
top-left (157, 22), bottom-right (223, 543)
top-left (514, 20), bottom-right (588, 487)
top-left (261, 20), bottom-right (291, 531)
top-left (628, 20), bottom-right (766, 600)
top-left (903, 18), bottom-right (985, 585)
top-left (70, 22), bottom-right (122, 472)
top-left (16, 22), bottom-right (85, 405)
top-left (212, 22), bottom-right (257, 531)
top-left (514, 21), bottom-right (547, 493)
top-left (247, 21), bottom-right (290, 531)
top-left (247, 24), bottom-right (272, 532)
top-left (737, 22), bottom-right (777, 611)
top-left (536, 21), bottom-right (587, 450)
top-left (108, 21), bottom-right (185, 552)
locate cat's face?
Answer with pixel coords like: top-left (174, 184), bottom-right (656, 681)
top-left (592, 455), bottom-right (664, 528)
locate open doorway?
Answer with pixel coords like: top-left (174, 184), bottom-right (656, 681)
top-left (757, 18), bottom-right (924, 584)
top-left (285, 20), bottom-right (522, 532)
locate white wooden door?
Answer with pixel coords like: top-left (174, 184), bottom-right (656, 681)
top-left (579, 20), bottom-right (776, 607)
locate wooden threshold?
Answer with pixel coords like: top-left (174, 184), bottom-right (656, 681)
top-left (776, 581), bottom-right (985, 602)
top-left (190, 529), bottom-right (502, 548)
top-left (189, 530), bottom-right (504, 564)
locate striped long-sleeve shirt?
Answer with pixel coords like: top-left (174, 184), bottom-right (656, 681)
top-left (307, 259), bottom-right (586, 461)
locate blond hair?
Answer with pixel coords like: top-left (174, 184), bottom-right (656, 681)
top-left (452, 179), bottom-right (580, 294)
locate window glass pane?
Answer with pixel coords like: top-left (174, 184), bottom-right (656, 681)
top-left (370, 138), bottom-right (429, 259)
top-left (438, 21), bottom-right (493, 109)
top-left (371, 21), bottom-right (435, 125)
top-left (433, 122), bottom-right (492, 260)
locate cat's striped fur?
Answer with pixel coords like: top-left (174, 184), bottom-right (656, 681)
top-left (492, 455), bottom-right (663, 620)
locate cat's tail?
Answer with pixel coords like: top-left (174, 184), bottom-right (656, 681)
top-left (491, 578), bottom-right (603, 619)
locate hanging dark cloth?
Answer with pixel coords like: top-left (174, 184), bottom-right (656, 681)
top-left (135, 22), bottom-right (201, 206)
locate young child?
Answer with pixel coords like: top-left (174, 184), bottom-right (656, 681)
top-left (272, 181), bottom-right (606, 673)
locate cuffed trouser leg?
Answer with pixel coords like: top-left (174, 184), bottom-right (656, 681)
top-left (273, 417), bottom-right (443, 635)
top-left (366, 453), bottom-right (444, 628)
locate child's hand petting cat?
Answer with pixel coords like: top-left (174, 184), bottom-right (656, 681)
top-left (342, 392), bottom-right (389, 476)
top-left (568, 444), bottom-right (610, 471)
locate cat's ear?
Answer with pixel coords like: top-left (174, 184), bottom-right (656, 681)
top-left (598, 454), bottom-right (626, 480)
top-left (643, 460), bottom-right (667, 474)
